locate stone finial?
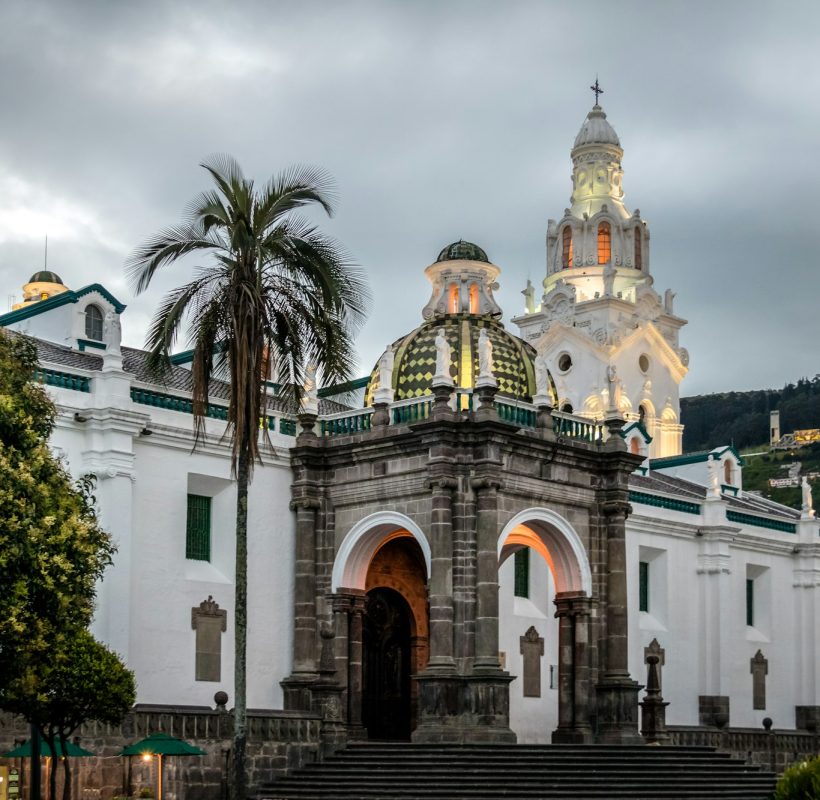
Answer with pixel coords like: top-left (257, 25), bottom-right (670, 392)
top-left (214, 690), bottom-right (229, 712)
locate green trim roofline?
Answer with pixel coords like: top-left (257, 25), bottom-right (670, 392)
top-left (652, 445), bottom-right (744, 469)
top-left (318, 376), bottom-right (370, 398)
top-left (622, 420), bottom-right (653, 443)
top-left (0, 283), bottom-right (127, 327)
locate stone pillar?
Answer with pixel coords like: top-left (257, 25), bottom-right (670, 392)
top-left (595, 498), bottom-right (642, 744)
top-left (640, 654), bottom-right (669, 743)
top-left (346, 593), bottom-right (367, 739)
top-left (473, 477), bottom-right (502, 671)
top-left (474, 379), bottom-right (498, 423)
top-left (290, 498), bottom-right (321, 674)
top-left (426, 478), bottom-right (457, 670)
top-left (793, 517), bottom-right (820, 727)
top-left (553, 591), bottom-right (593, 743)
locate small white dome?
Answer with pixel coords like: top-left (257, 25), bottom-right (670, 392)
top-left (573, 105), bottom-right (620, 148)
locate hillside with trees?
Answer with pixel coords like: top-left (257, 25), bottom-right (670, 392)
top-left (681, 375), bottom-right (820, 453)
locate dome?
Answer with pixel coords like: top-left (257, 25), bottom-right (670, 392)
top-left (364, 315), bottom-right (555, 406)
top-left (28, 270), bottom-right (64, 285)
top-left (573, 105), bottom-right (621, 149)
top-left (436, 240), bottom-right (489, 264)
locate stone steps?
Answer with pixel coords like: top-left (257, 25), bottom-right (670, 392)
top-left (254, 742), bottom-right (776, 800)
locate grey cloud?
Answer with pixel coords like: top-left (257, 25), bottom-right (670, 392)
top-left (1, 0), bottom-right (818, 395)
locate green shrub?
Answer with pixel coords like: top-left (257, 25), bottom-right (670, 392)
top-left (138, 789), bottom-right (155, 799)
top-left (775, 756), bottom-right (820, 800)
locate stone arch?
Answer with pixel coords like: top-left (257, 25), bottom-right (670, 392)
top-left (332, 511), bottom-right (432, 592)
top-left (497, 508), bottom-right (592, 595)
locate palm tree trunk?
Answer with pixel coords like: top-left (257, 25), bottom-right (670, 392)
top-left (231, 434), bottom-right (250, 800)
top-left (42, 729), bottom-right (57, 800)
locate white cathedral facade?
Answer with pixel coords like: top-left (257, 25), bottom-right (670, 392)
top-left (2, 100), bottom-right (818, 743)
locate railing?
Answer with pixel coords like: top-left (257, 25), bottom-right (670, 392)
top-left (35, 367), bottom-right (91, 393)
top-left (391, 395), bottom-right (433, 425)
top-left (496, 400), bottom-right (536, 428)
top-left (320, 407), bottom-right (373, 436)
top-left (629, 490), bottom-right (701, 515)
top-left (726, 509), bottom-right (797, 534)
top-left (130, 386), bottom-right (298, 436)
top-left (552, 410), bottom-right (606, 444)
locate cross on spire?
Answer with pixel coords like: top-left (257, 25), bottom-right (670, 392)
top-left (590, 77), bottom-right (603, 105)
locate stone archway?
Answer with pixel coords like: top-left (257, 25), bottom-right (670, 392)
top-left (498, 509), bottom-right (594, 743)
top-left (330, 513), bottom-right (430, 739)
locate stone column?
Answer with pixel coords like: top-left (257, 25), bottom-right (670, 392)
top-left (473, 477), bottom-right (502, 671)
top-left (290, 498), bottom-right (321, 674)
top-left (595, 498), bottom-right (642, 744)
top-left (427, 478), bottom-right (457, 670)
top-left (553, 591), bottom-right (593, 743)
top-left (346, 593), bottom-right (368, 739)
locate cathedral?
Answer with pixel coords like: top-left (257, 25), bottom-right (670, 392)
top-left (1, 98), bottom-right (818, 785)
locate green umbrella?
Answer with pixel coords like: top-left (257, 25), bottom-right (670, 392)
top-left (3, 739), bottom-right (94, 758)
top-left (120, 733), bottom-right (205, 800)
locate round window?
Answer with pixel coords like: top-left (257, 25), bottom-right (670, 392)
top-left (639, 354), bottom-right (650, 374)
top-left (558, 353), bottom-right (572, 373)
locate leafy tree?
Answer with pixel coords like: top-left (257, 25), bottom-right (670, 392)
top-left (1, 628), bottom-right (136, 800)
top-left (127, 156), bottom-right (369, 799)
top-left (0, 330), bottom-right (114, 692)
top-left (775, 755), bottom-right (820, 799)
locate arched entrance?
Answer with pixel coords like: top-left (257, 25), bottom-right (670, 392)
top-left (332, 513), bottom-right (430, 740)
top-left (363, 587), bottom-right (413, 739)
top-left (498, 509), bottom-right (593, 744)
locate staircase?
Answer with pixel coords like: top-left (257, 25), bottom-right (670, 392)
top-left (255, 742), bottom-right (776, 800)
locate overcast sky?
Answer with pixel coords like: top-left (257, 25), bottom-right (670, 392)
top-left (1, 0), bottom-right (818, 396)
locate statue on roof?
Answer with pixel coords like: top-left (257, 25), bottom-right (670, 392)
top-left (478, 329), bottom-right (494, 380)
top-left (378, 345), bottom-right (394, 391)
top-left (802, 476), bottom-right (815, 518)
top-left (522, 279), bottom-right (536, 314)
top-left (434, 328), bottom-right (452, 383)
top-left (301, 363), bottom-right (319, 415)
top-left (707, 454), bottom-right (721, 498)
top-left (104, 310), bottom-right (121, 355)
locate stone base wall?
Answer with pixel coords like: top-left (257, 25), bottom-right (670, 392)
top-left (0, 705), bottom-right (325, 800)
top-left (668, 725), bottom-right (820, 774)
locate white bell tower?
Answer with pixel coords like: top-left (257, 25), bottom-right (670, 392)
top-left (514, 86), bottom-right (689, 457)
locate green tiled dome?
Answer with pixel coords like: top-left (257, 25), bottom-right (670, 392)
top-left (436, 240), bottom-right (489, 264)
top-left (29, 270), bottom-right (64, 285)
top-left (364, 315), bottom-right (554, 406)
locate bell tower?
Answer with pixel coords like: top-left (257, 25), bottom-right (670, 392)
top-left (514, 88), bottom-right (689, 458)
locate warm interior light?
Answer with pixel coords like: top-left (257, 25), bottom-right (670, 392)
top-left (142, 754), bottom-right (152, 762)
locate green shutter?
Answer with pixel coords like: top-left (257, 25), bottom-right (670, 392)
top-left (186, 494), bottom-right (211, 561)
top-left (746, 578), bottom-right (754, 627)
top-left (514, 548), bottom-right (530, 598)
top-left (639, 561), bottom-right (649, 612)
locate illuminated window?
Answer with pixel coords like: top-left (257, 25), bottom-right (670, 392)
top-left (630, 437), bottom-right (640, 455)
top-left (634, 228), bottom-right (643, 270)
top-left (85, 304), bottom-right (104, 341)
top-left (40, 292), bottom-right (49, 300)
top-left (469, 283), bottom-right (479, 314)
top-left (597, 222), bottom-right (611, 264)
top-left (447, 283), bottom-right (461, 314)
top-left (514, 548), bottom-right (530, 598)
top-left (448, 283), bottom-right (459, 314)
top-left (561, 227), bottom-right (573, 268)
top-left (724, 460), bottom-right (733, 486)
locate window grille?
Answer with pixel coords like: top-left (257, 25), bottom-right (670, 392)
top-left (514, 548), bottom-right (530, 598)
top-left (186, 494), bottom-right (211, 561)
top-left (639, 561), bottom-right (649, 612)
top-left (85, 304), bottom-right (104, 341)
top-left (746, 578), bottom-right (754, 626)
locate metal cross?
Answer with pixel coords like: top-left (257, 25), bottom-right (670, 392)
top-left (590, 77), bottom-right (603, 105)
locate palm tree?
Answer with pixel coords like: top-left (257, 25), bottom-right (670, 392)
top-left (127, 156), bottom-right (369, 799)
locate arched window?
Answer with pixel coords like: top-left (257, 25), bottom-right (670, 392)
top-left (724, 460), bottom-right (734, 486)
top-left (448, 283), bottom-right (459, 314)
top-left (561, 227), bottom-right (573, 269)
top-left (634, 228), bottom-right (643, 270)
top-left (639, 404), bottom-right (646, 424)
top-left (85, 304), bottom-right (103, 341)
top-left (468, 283), bottom-right (479, 314)
top-left (597, 222), bottom-right (611, 264)
top-left (561, 402), bottom-right (574, 414)
top-left (630, 437), bottom-right (641, 455)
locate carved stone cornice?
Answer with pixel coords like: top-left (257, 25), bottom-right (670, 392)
top-left (600, 499), bottom-right (632, 519)
top-left (289, 497), bottom-right (322, 512)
